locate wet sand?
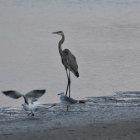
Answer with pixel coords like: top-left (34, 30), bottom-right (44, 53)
top-left (1, 115), bottom-right (140, 140)
top-left (1, 120), bottom-right (140, 140)
top-left (0, 95), bottom-right (140, 140)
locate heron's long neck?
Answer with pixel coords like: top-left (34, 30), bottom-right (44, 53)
top-left (58, 34), bottom-right (65, 55)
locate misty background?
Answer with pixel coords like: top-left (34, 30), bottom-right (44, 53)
top-left (0, 0), bottom-right (140, 106)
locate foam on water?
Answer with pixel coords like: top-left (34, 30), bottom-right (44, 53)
top-left (88, 91), bottom-right (140, 106)
top-left (0, 91), bottom-right (140, 122)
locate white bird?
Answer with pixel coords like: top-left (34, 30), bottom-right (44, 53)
top-left (2, 89), bottom-right (46, 116)
top-left (58, 92), bottom-right (85, 111)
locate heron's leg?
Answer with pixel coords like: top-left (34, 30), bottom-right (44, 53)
top-left (65, 69), bottom-right (69, 96)
top-left (68, 69), bottom-right (71, 98)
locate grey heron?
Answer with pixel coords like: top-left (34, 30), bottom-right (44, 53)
top-left (53, 31), bottom-right (79, 98)
top-left (58, 92), bottom-right (85, 111)
top-left (2, 89), bottom-right (46, 116)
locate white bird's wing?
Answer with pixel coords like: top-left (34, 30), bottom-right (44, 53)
top-left (2, 90), bottom-right (22, 99)
top-left (25, 89), bottom-right (46, 100)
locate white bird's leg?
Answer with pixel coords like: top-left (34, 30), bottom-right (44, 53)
top-left (31, 111), bottom-right (34, 116)
top-left (28, 112), bottom-right (32, 116)
top-left (67, 105), bottom-right (69, 111)
top-left (28, 110), bottom-right (34, 117)
top-left (65, 69), bottom-right (69, 96)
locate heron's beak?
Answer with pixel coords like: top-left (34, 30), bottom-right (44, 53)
top-left (57, 92), bottom-right (64, 95)
top-left (52, 31), bottom-right (58, 34)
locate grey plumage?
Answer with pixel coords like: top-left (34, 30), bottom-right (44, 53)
top-left (62, 49), bottom-right (79, 77)
top-left (25, 89), bottom-right (46, 99)
top-left (53, 31), bottom-right (79, 97)
top-left (58, 92), bottom-right (77, 104)
top-left (2, 89), bottom-right (46, 116)
top-left (2, 90), bottom-right (22, 99)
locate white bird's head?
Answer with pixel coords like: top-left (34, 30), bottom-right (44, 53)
top-left (52, 31), bottom-right (64, 36)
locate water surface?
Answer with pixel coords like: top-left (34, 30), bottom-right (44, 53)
top-left (0, 0), bottom-right (140, 106)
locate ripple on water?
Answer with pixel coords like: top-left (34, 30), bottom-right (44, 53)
top-left (1, 91), bottom-right (140, 121)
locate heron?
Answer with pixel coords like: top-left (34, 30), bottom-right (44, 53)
top-left (53, 31), bottom-right (79, 98)
top-left (58, 92), bottom-right (85, 111)
top-left (2, 89), bottom-right (46, 116)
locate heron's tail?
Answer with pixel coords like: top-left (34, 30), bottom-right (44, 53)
top-left (75, 71), bottom-right (79, 77)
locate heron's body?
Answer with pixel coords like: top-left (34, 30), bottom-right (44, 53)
top-left (53, 31), bottom-right (79, 97)
top-left (2, 89), bottom-right (46, 116)
top-left (61, 49), bottom-right (79, 77)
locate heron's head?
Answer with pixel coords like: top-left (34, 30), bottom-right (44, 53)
top-left (52, 31), bottom-right (64, 36)
top-left (57, 92), bottom-right (64, 96)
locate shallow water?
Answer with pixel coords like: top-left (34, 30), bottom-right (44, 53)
top-left (0, 0), bottom-right (140, 106)
top-left (0, 91), bottom-right (140, 123)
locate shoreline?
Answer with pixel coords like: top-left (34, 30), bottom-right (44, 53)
top-left (0, 100), bottom-right (140, 140)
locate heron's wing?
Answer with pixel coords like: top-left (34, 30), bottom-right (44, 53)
top-left (63, 49), bottom-right (79, 76)
top-left (2, 90), bottom-right (22, 99)
top-left (63, 95), bottom-right (77, 104)
top-left (25, 89), bottom-right (46, 99)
